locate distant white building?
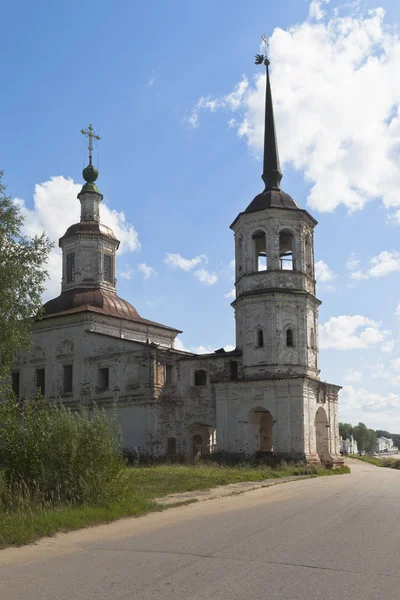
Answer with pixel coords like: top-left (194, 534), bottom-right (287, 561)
top-left (376, 437), bottom-right (396, 453)
top-left (340, 436), bottom-right (358, 455)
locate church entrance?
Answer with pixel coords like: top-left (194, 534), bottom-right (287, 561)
top-left (247, 408), bottom-right (273, 454)
top-left (188, 423), bottom-right (217, 458)
top-left (315, 407), bottom-right (330, 463)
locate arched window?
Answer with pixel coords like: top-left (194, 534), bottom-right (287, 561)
top-left (257, 329), bottom-right (264, 348)
top-left (305, 237), bottom-right (313, 277)
top-left (286, 329), bottom-right (294, 347)
top-left (279, 230), bottom-right (295, 270)
top-left (252, 230), bottom-right (267, 271)
top-left (194, 369), bottom-right (207, 386)
top-left (167, 437), bottom-right (176, 456)
top-left (229, 361), bottom-right (238, 380)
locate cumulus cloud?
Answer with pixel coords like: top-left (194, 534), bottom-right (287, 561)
top-left (138, 263), bottom-right (157, 279)
top-left (315, 259), bottom-right (336, 284)
top-left (344, 369), bottom-right (363, 382)
top-left (225, 288), bottom-right (236, 300)
top-left (187, 5), bottom-right (400, 216)
top-left (194, 268), bottom-right (218, 285)
top-left (319, 315), bottom-right (389, 350)
top-left (174, 338), bottom-right (235, 354)
top-left (350, 251), bottom-right (400, 279)
top-left (339, 385), bottom-right (400, 430)
top-left (164, 253), bottom-right (206, 271)
top-left (15, 176), bottom-right (140, 301)
top-left (119, 268), bottom-right (135, 280)
top-left (345, 253), bottom-right (359, 271)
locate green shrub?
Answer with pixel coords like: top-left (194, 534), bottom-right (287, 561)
top-left (0, 392), bottom-right (125, 507)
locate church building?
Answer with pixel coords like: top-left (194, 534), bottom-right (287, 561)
top-left (12, 55), bottom-right (342, 465)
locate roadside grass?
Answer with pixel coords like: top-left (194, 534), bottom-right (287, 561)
top-left (0, 463), bottom-right (350, 549)
top-left (350, 454), bottom-right (400, 469)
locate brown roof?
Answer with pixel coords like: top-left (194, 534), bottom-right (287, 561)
top-left (41, 288), bottom-right (181, 332)
top-left (245, 188), bottom-right (299, 213)
top-left (59, 221), bottom-right (119, 247)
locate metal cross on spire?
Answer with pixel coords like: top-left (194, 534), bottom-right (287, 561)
top-left (80, 123), bottom-right (101, 163)
top-left (255, 34), bottom-right (270, 66)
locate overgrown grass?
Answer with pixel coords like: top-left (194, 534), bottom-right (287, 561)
top-left (350, 454), bottom-right (400, 469)
top-left (0, 462), bottom-right (350, 549)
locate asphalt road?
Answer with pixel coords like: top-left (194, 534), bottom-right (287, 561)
top-left (1, 459), bottom-right (400, 600)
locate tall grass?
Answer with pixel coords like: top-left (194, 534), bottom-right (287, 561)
top-left (0, 392), bottom-right (125, 508)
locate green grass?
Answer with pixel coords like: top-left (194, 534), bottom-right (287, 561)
top-left (350, 454), bottom-right (400, 469)
top-left (0, 463), bottom-right (350, 549)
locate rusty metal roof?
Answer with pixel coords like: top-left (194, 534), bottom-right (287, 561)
top-left (59, 221), bottom-right (119, 247)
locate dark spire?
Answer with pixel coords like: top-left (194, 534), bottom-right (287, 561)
top-left (255, 53), bottom-right (282, 189)
top-left (262, 59), bottom-right (282, 189)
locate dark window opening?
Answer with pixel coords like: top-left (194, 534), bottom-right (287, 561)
top-left (253, 230), bottom-right (267, 272)
top-left (63, 364), bottom-right (73, 393)
top-left (66, 253), bottom-right (75, 283)
top-left (279, 231), bottom-right (294, 271)
top-left (36, 368), bottom-right (45, 395)
top-left (229, 361), bottom-right (238, 381)
top-left (194, 369), bottom-right (207, 386)
top-left (12, 372), bottom-right (20, 397)
top-left (104, 254), bottom-right (113, 283)
top-left (98, 367), bottom-right (109, 390)
top-left (167, 437), bottom-right (176, 456)
top-left (257, 329), bottom-right (264, 348)
top-left (165, 364), bottom-right (173, 385)
top-left (286, 329), bottom-right (294, 347)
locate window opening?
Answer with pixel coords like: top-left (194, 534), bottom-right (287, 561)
top-left (36, 368), bottom-right (45, 395)
top-left (252, 231), bottom-right (267, 271)
top-left (257, 329), bottom-right (264, 348)
top-left (104, 254), bottom-right (113, 283)
top-left (194, 370), bottom-right (207, 386)
top-left (229, 361), bottom-right (238, 381)
top-left (63, 364), bottom-right (73, 393)
top-left (305, 237), bottom-right (313, 277)
top-left (66, 253), bottom-right (75, 283)
top-left (279, 231), bottom-right (294, 270)
top-left (12, 372), bottom-right (20, 397)
top-left (167, 437), bottom-right (176, 456)
top-left (98, 367), bottom-right (109, 390)
top-left (165, 364), bottom-right (173, 384)
top-left (286, 329), bottom-right (294, 347)
top-left (310, 328), bottom-right (315, 349)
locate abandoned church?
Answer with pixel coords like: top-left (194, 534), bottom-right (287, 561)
top-left (12, 55), bottom-right (342, 465)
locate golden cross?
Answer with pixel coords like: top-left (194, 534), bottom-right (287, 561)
top-left (80, 123), bottom-right (101, 162)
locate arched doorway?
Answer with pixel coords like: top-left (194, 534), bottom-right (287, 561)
top-left (315, 407), bottom-right (330, 462)
top-left (247, 408), bottom-right (273, 454)
top-left (188, 423), bottom-right (217, 457)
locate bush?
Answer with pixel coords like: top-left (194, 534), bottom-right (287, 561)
top-left (0, 392), bottom-right (125, 508)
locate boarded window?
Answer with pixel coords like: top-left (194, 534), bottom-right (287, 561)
top-left (11, 372), bottom-right (20, 397)
top-left (63, 364), bottom-right (73, 393)
top-left (36, 368), bottom-right (45, 395)
top-left (104, 254), bottom-right (113, 283)
top-left (257, 329), bottom-right (264, 347)
top-left (98, 367), bottom-right (109, 390)
top-left (286, 329), bottom-right (294, 347)
top-left (229, 361), bottom-right (238, 381)
top-left (165, 364), bottom-right (173, 384)
top-left (66, 253), bottom-right (75, 283)
top-left (167, 437), bottom-right (176, 456)
top-left (194, 370), bottom-right (207, 386)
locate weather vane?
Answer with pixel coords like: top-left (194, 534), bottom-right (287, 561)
top-left (255, 34), bottom-right (270, 66)
top-left (80, 123), bottom-right (101, 163)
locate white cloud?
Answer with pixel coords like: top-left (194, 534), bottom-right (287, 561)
top-left (309, 0), bottom-right (328, 21)
top-left (188, 6), bottom-right (400, 216)
top-left (320, 315), bottom-right (388, 350)
top-left (395, 303), bottom-right (400, 317)
top-left (351, 250), bottom-right (400, 279)
top-left (225, 288), bottom-right (236, 300)
top-left (345, 253), bottom-right (359, 271)
top-left (184, 78), bottom-right (248, 129)
top-left (164, 253), bottom-right (206, 271)
top-left (119, 268), bottom-right (134, 280)
top-left (344, 368), bottom-right (362, 382)
top-left (315, 259), bottom-right (336, 282)
top-left (339, 385), bottom-right (400, 431)
top-left (174, 338), bottom-right (234, 354)
top-left (194, 268), bottom-right (218, 285)
top-left (15, 176), bottom-right (140, 301)
top-left (138, 263), bottom-right (157, 279)
top-left (381, 339), bottom-right (396, 353)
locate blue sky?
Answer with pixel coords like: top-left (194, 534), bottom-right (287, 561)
top-left (2, 0), bottom-right (400, 431)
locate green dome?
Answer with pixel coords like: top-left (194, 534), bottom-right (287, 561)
top-left (82, 163), bottom-right (99, 184)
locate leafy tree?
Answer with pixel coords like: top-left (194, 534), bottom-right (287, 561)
top-left (0, 171), bottom-right (53, 383)
top-left (339, 422), bottom-right (353, 440)
top-left (353, 422), bottom-right (377, 453)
